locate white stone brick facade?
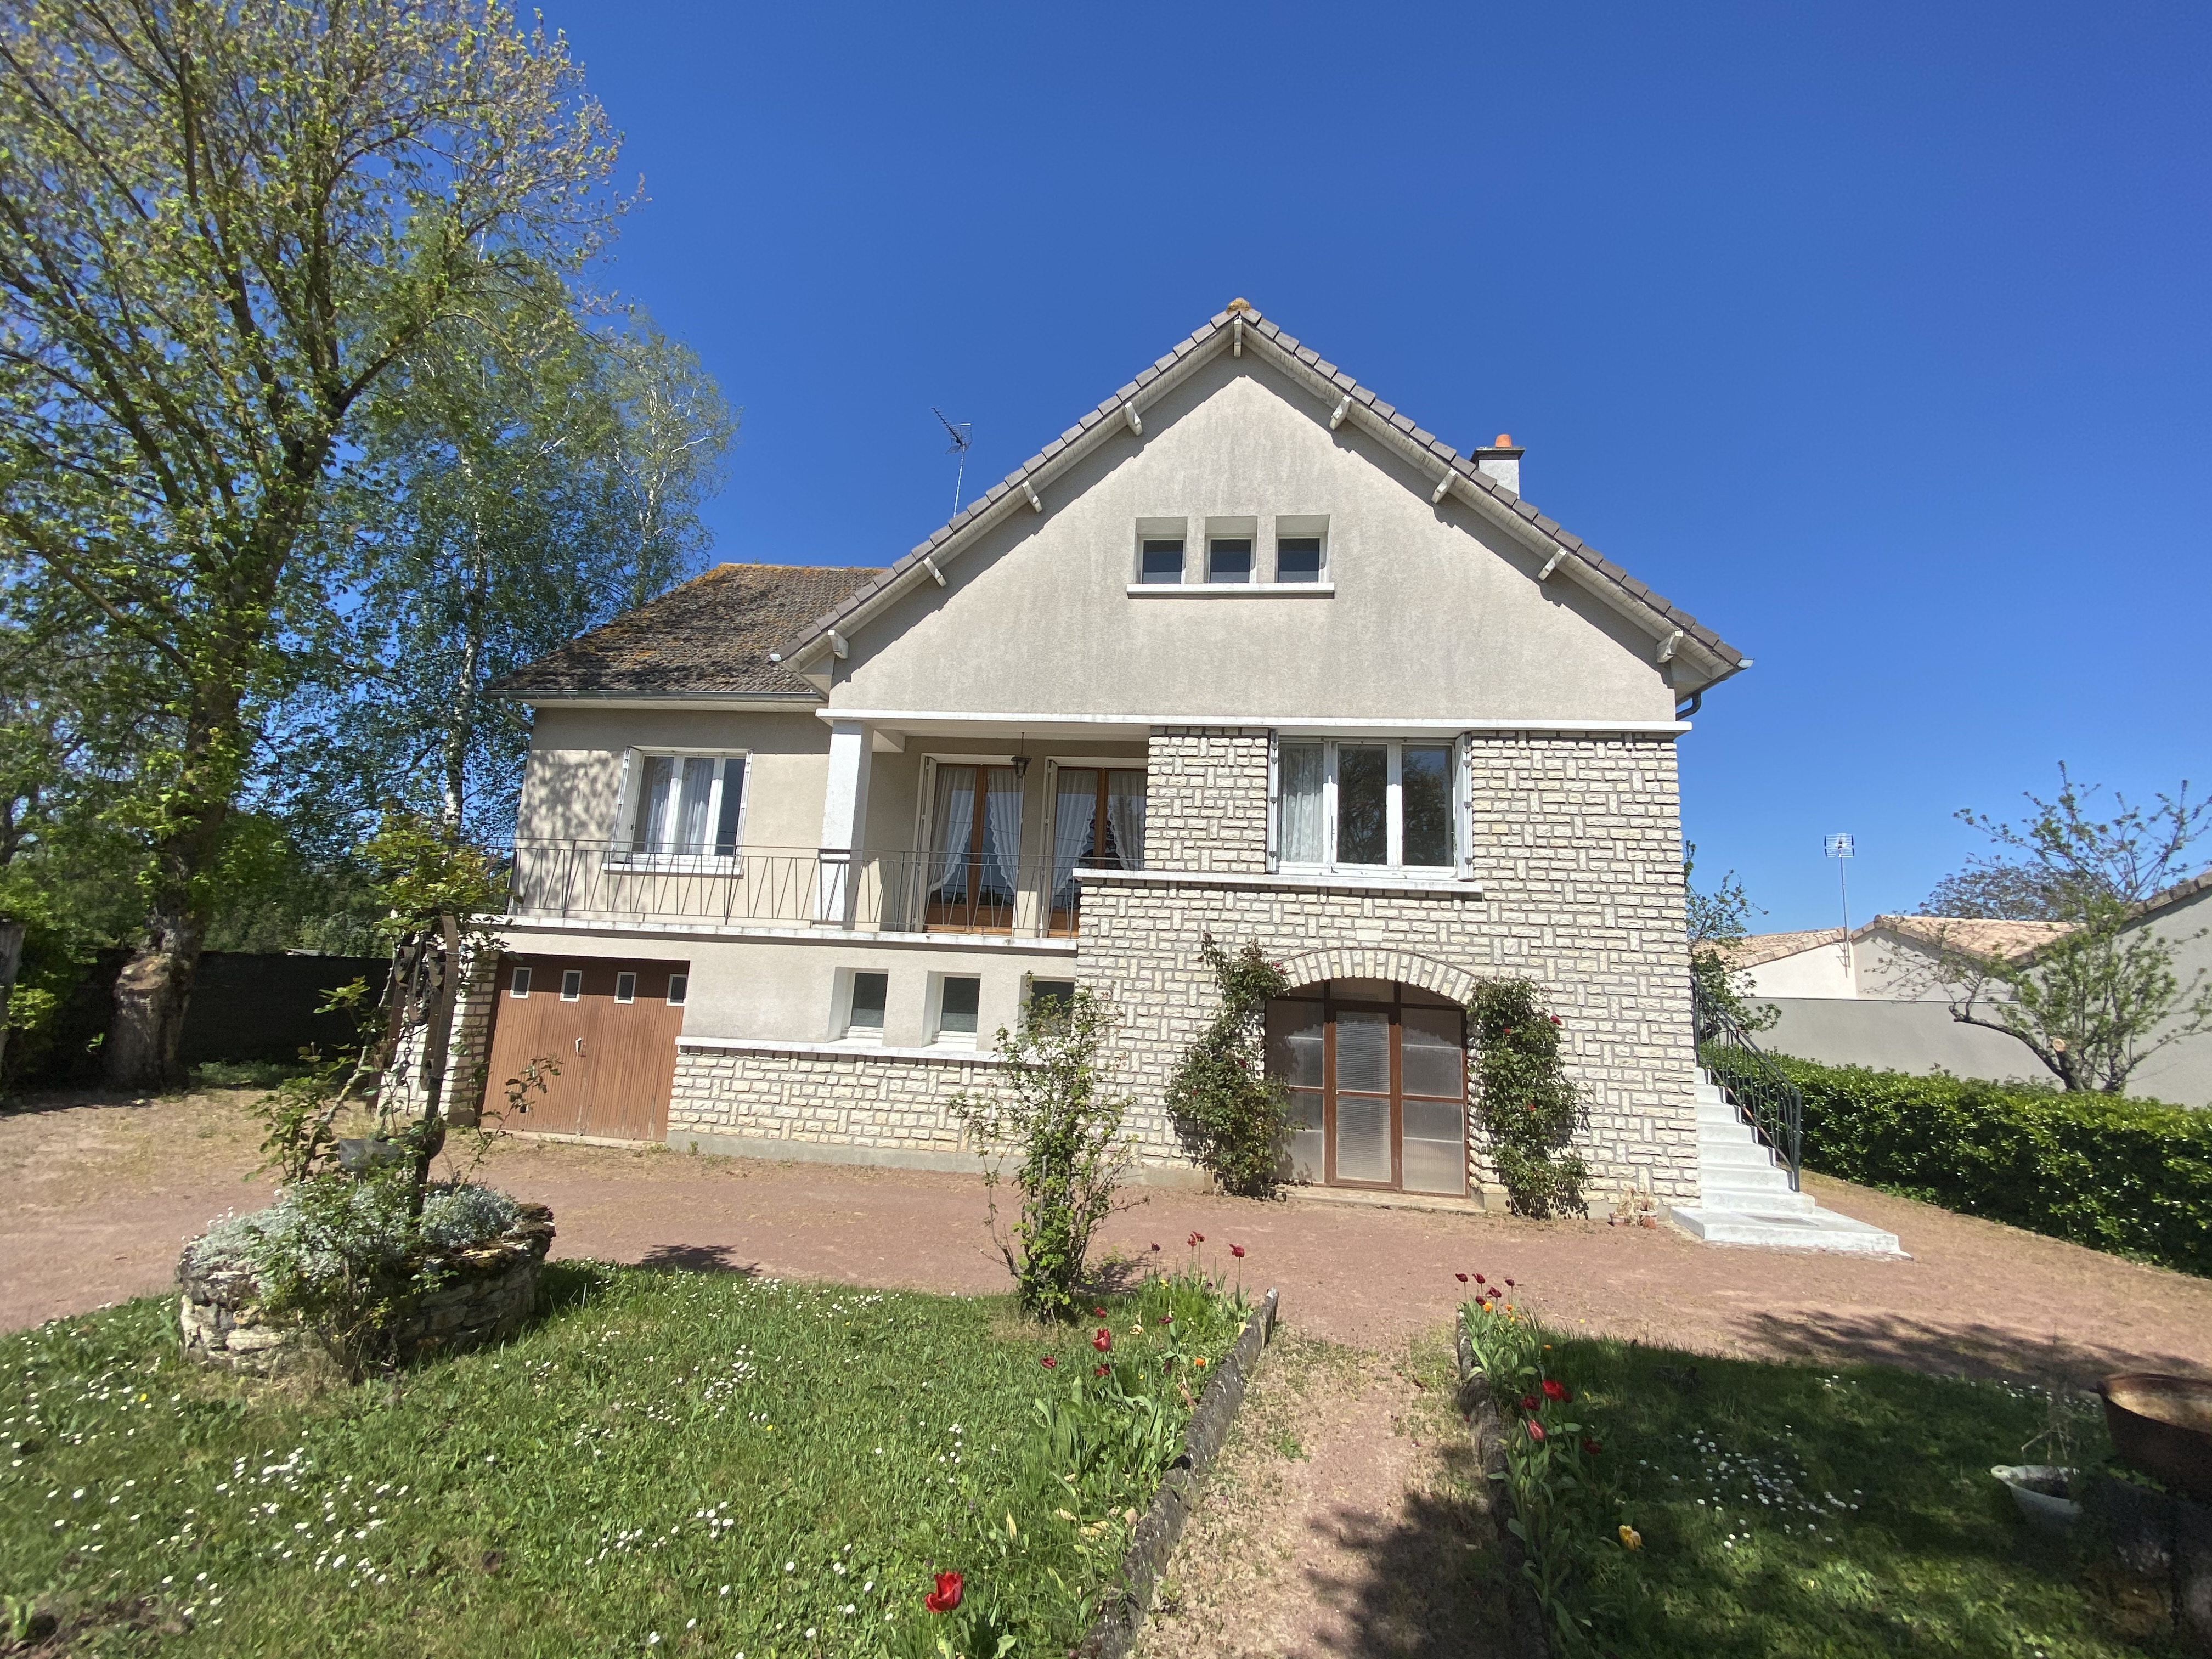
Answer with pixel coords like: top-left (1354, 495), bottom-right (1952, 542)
top-left (655, 726), bottom-right (1700, 1206)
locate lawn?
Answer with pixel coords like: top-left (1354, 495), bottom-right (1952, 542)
top-left (1, 1260), bottom-right (1244, 1656)
top-left (1534, 1336), bottom-right (2182, 1657)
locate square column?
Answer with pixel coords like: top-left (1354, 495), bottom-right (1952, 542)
top-left (816, 720), bottom-right (872, 924)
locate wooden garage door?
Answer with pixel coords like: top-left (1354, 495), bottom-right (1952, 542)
top-left (482, 955), bottom-right (689, 1143)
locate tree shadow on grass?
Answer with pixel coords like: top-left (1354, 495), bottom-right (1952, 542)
top-left (1728, 1308), bottom-right (2212, 1385)
top-left (1290, 1435), bottom-right (1526, 1658)
top-left (634, 1243), bottom-right (759, 1275)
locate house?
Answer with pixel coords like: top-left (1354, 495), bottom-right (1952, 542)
top-left (463, 301), bottom-right (1771, 1214)
top-left (1725, 894), bottom-right (2212, 1105)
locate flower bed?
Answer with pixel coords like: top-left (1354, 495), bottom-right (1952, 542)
top-left (176, 1183), bottom-right (553, 1376)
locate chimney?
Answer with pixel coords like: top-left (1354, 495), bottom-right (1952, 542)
top-left (1472, 432), bottom-right (1525, 496)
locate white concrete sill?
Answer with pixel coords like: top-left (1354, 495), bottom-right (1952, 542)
top-left (1123, 583), bottom-right (1335, 598)
top-left (1076, 867), bottom-right (1482, 899)
top-left (678, 1035), bottom-right (1009, 1065)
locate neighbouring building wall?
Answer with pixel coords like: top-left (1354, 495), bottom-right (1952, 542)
top-left (1759, 998), bottom-right (2047, 1084)
top-left (1077, 727), bottom-right (1701, 1203)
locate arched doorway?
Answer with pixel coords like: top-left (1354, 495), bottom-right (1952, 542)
top-left (1265, 979), bottom-right (1468, 1195)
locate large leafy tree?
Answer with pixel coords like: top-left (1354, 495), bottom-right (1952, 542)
top-left (1935, 766), bottom-right (2212, 1092)
top-left (0, 0), bottom-right (621, 1084)
top-left (321, 284), bottom-right (732, 842)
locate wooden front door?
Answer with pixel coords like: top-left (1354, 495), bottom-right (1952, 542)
top-left (1265, 980), bottom-right (1468, 1195)
top-left (482, 955), bottom-right (689, 1143)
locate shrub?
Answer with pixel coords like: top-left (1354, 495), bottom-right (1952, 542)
top-left (1468, 978), bottom-right (1587, 1217)
top-left (950, 988), bottom-right (1133, 1321)
top-left (1727, 1052), bottom-right (2212, 1277)
top-left (1164, 936), bottom-right (1291, 1197)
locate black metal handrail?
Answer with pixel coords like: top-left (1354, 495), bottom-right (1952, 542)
top-left (1691, 973), bottom-right (1804, 1190)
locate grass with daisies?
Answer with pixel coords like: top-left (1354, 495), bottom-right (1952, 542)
top-left (1, 1257), bottom-right (1247, 1657)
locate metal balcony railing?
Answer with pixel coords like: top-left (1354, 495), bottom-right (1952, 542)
top-left (505, 840), bottom-right (1112, 936)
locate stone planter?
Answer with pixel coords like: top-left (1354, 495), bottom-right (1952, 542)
top-left (178, 1203), bottom-right (555, 1376)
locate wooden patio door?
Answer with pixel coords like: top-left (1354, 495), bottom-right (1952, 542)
top-left (1265, 980), bottom-right (1467, 1195)
top-left (482, 955), bottom-right (689, 1143)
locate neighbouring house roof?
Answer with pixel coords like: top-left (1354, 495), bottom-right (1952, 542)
top-left (774, 302), bottom-right (1751, 692)
top-left (2131, 868), bottom-right (2212, 927)
top-left (1713, 927), bottom-right (1846, 969)
top-left (490, 563), bottom-right (880, 699)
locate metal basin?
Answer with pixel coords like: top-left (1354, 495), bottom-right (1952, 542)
top-left (2101, 1373), bottom-right (2212, 1503)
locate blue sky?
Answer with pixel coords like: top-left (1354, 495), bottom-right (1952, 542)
top-left (540, 0), bottom-right (2210, 932)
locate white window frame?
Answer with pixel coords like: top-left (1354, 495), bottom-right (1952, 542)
top-left (834, 967), bottom-right (890, 1043)
top-left (607, 748), bottom-right (751, 870)
top-left (560, 969), bottom-right (583, 1001)
top-left (665, 973), bottom-right (689, 1006)
top-left (1274, 736), bottom-right (1463, 874)
top-left (926, 970), bottom-right (984, 1049)
top-left (509, 965), bottom-right (532, 999)
top-left (614, 971), bottom-right (637, 1004)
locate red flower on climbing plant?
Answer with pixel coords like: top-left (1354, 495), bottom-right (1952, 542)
top-left (1093, 1328), bottom-right (1113, 1353)
top-left (924, 1571), bottom-right (964, 1612)
top-left (1526, 1420), bottom-right (1546, 1443)
top-left (1541, 1379), bottom-right (1570, 1403)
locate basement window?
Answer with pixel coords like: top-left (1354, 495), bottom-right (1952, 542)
top-left (844, 970), bottom-right (889, 1040)
top-left (933, 975), bottom-right (982, 1046)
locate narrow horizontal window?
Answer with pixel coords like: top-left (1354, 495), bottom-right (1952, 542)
top-left (614, 971), bottom-right (637, 1004)
top-left (560, 969), bottom-right (583, 1001)
top-left (665, 973), bottom-right (689, 1006)
top-left (509, 966), bottom-right (532, 999)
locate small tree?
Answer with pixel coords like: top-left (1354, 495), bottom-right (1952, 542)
top-left (1468, 978), bottom-right (1586, 1217)
top-left (1165, 935), bottom-right (1291, 1196)
top-left (1936, 766), bottom-right (2212, 1093)
top-left (1684, 842), bottom-right (1775, 1033)
top-left (950, 988), bottom-right (1133, 1321)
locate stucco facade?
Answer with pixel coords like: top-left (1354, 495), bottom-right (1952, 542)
top-left (477, 303), bottom-right (1754, 1205)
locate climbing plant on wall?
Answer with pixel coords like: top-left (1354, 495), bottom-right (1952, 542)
top-left (1166, 935), bottom-right (1292, 1197)
top-left (1468, 978), bottom-right (1588, 1217)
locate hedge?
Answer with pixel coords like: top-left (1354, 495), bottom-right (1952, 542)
top-left (1706, 1051), bottom-right (2212, 1278)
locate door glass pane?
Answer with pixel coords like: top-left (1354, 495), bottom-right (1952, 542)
top-left (635, 755), bottom-right (675, 850)
top-left (713, 758), bottom-right (747, 854)
top-left (1401, 1006), bottom-right (1466, 1098)
top-left (1402, 745), bottom-right (1453, 866)
top-left (1334, 1008), bottom-right (1389, 1093)
top-left (1403, 1098), bottom-right (1464, 1142)
top-left (1265, 1001), bottom-right (1325, 1087)
top-left (1334, 1094), bottom-right (1391, 1182)
top-left (676, 757), bottom-right (715, 850)
top-left (1284, 1089), bottom-right (1324, 1183)
top-left (1336, 744), bottom-right (1387, 865)
top-left (929, 766), bottom-right (978, 901)
top-left (980, 768), bottom-right (1023, 905)
top-left (1402, 1135), bottom-right (1465, 1195)
top-left (1051, 769), bottom-right (1099, 909)
top-left (1279, 743), bottom-right (1323, 864)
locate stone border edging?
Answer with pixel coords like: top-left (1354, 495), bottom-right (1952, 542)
top-left (1455, 1314), bottom-right (1553, 1659)
top-left (1075, 1285), bottom-right (1280, 1659)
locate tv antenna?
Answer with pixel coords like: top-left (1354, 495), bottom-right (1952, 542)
top-left (1824, 832), bottom-right (1856, 989)
top-left (933, 408), bottom-right (973, 515)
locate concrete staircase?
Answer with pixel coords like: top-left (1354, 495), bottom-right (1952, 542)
top-left (1669, 1074), bottom-right (1905, 1255)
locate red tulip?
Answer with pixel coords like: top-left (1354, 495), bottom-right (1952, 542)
top-left (924, 1571), bottom-right (963, 1612)
top-left (1504, 1279), bottom-right (1515, 1288)
top-left (1526, 1420), bottom-right (1545, 1442)
top-left (1541, 1379), bottom-right (1568, 1403)
top-left (1160, 1312), bottom-right (1172, 1323)
top-left (1188, 1232), bottom-right (1205, 1245)
top-left (1583, 1438), bottom-right (1602, 1455)
top-left (1455, 1272), bottom-right (1468, 1283)
top-left (1230, 1245), bottom-right (1245, 1259)
top-left (1040, 1356), bottom-right (1057, 1369)
top-left (1520, 1394), bottom-right (1539, 1411)
top-left (1092, 1307), bottom-right (1105, 1317)
top-left (1094, 1364), bottom-right (1109, 1376)
top-left (1474, 1274), bottom-right (1486, 1284)
top-left (1093, 1329), bottom-right (1112, 1353)
top-left (1150, 1242), bottom-right (1161, 1252)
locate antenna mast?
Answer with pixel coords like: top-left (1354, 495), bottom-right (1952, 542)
top-left (1824, 832), bottom-right (1857, 993)
top-left (932, 408), bottom-right (973, 515)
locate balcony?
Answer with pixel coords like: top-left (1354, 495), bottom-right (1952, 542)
top-left (505, 840), bottom-right (1113, 938)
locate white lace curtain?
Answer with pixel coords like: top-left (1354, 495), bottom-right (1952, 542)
top-left (1105, 771), bottom-right (1145, 870)
top-left (929, 766), bottom-right (975, 897)
top-left (981, 768), bottom-right (1023, 897)
top-left (1052, 769), bottom-right (1098, 905)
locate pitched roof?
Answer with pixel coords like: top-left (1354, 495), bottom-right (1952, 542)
top-left (1713, 927), bottom-right (1846, 969)
top-left (2131, 868), bottom-right (2212, 927)
top-left (1872, 915), bottom-right (2075, 962)
top-left (490, 563), bottom-right (878, 699)
top-left (777, 302), bottom-right (1751, 689)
